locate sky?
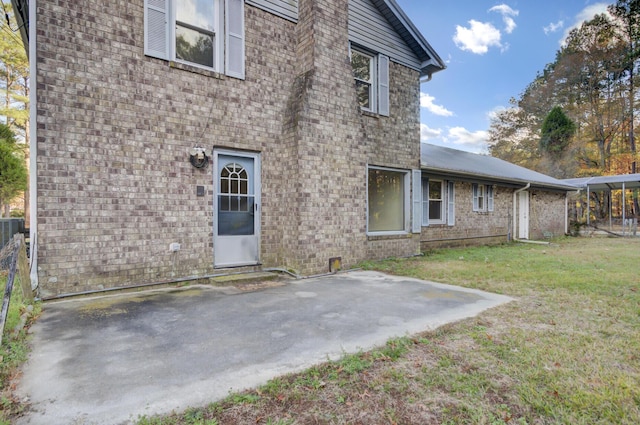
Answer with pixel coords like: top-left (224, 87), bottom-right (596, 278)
top-left (395, 0), bottom-right (613, 153)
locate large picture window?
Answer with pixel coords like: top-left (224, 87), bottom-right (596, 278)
top-left (368, 167), bottom-right (409, 233)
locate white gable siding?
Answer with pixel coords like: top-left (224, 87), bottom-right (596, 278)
top-left (348, 0), bottom-right (421, 72)
top-left (247, 0), bottom-right (298, 22)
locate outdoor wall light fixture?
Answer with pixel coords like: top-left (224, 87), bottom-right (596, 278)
top-left (189, 146), bottom-right (209, 169)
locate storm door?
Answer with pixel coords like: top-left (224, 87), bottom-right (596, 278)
top-left (213, 150), bottom-right (260, 267)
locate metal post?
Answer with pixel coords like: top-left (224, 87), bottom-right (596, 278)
top-left (587, 186), bottom-right (590, 227)
top-left (609, 189), bottom-right (612, 231)
top-left (622, 182), bottom-right (626, 236)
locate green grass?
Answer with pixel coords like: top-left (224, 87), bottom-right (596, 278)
top-left (133, 237), bottom-right (640, 424)
top-left (0, 272), bottom-right (40, 424)
top-left (6, 237), bottom-right (634, 425)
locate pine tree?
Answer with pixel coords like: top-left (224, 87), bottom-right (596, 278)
top-left (540, 106), bottom-right (576, 156)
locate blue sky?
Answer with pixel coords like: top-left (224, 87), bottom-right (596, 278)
top-left (395, 0), bottom-right (612, 153)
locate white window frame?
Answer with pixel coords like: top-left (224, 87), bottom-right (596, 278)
top-left (351, 48), bottom-right (377, 113)
top-left (174, 1), bottom-right (219, 69)
top-left (425, 179), bottom-right (445, 225)
top-left (367, 166), bottom-right (410, 235)
top-left (473, 183), bottom-right (494, 212)
top-left (422, 179), bottom-right (455, 226)
top-left (350, 45), bottom-right (389, 116)
top-left (144, 0), bottom-right (244, 79)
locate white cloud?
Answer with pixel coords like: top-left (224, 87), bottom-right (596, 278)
top-left (454, 5), bottom-right (519, 54)
top-left (420, 123), bottom-right (442, 141)
top-left (561, 3), bottom-right (610, 44)
top-left (544, 20), bottom-right (564, 35)
top-left (420, 125), bottom-right (489, 153)
top-left (453, 20), bottom-right (502, 54)
top-left (420, 93), bottom-right (454, 117)
top-left (489, 4), bottom-right (519, 34)
top-left (446, 127), bottom-right (489, 152)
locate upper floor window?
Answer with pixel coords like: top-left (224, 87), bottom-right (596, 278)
top-left (144, 0), bottom-right (245, 79)
top-left (352, 50), bottom-right (375, 110)
top-left (350, 46), bottom-right (389, 116)
top-left (175, 1), bottom-right (216, 68)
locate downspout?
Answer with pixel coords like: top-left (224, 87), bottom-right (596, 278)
top-left (512, 183), bottom-right (530, 241)
top-left (28, 0), bottom-right (38, 293)
top-left (419, 73), bottom-right (433, 83)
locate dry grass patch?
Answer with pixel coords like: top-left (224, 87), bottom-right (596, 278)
top-left (137, 237), bottom-right (640, 425)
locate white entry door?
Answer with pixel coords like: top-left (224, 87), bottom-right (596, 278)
top-left (518, 191), bottom-right (529, 240)
top-left (213, 150), bottom-right (261, 267)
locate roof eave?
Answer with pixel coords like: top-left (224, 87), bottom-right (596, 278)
top-left (379, 0), bottom-right (446, 78)
top-left (10, 0), bottom-right (29, 55)
top-left (422, 165), bottom-right (579, 192)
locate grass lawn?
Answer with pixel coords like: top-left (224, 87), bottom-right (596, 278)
top-left (135, 237), bottom-right (640, 425)
top-left (0, 270), bottom-right (40, 424)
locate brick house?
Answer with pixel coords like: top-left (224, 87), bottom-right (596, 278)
top-left (12, 0), bottom-right (446, 297)
top-left (419, 144), bottom-right (578, 250)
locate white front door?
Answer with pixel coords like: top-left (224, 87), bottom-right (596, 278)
top-left (213, 150), bottom-right (261, 267)
top-left (518, 191), bottom-right (529, 240)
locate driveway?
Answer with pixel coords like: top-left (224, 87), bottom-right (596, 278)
top-left (16, 271), bottom-right (512, 425)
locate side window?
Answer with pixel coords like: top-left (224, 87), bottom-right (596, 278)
top-left (473, 183), bottom-right (494, 212)
top-left (350, 46), bottom-right (389, 116)
top-left (423, 179), bottom-right (453, 226)
top-left (428, 180), bottom-right (444, 224)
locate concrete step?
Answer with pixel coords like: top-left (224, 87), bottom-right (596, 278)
top-left (201, 271), bottom-right (290, 291)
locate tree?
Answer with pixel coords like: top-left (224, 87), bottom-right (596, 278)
top-left (609, 0), bottom-right (640, 215)
top-left (1, 1), bottom-right (30, 221)
top-left (0, 123), bottom-right (27, 217)
top-left (490, 13), bottom-right (628, 179)
top-left (487, 99), bottom-right (541, 169)
top-left (0, 0), bottom-right (29, 135)
top-left (557, 14), bottom-right (627, 173)
top-left (540, 106), bottom-right (576, 155)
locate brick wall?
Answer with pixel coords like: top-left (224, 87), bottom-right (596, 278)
top-left (421, 182), bottom-right (510, 250)
top-left (421, 182), bottom-right (567, 250)
top-left (529, 190), bottom-right (567, 239)
top-left (364, 62), bottom-right (421, 260)
top-left (34, 0), bottom-right (423, 296)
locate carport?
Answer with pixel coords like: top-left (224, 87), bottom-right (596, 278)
top-left (563, 173), bottom-right (640, 235)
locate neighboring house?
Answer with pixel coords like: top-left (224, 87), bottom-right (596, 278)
top-left (419, 144), bottom-right (578, 249)
top-left (12, 0), bottom-right (445, 297)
